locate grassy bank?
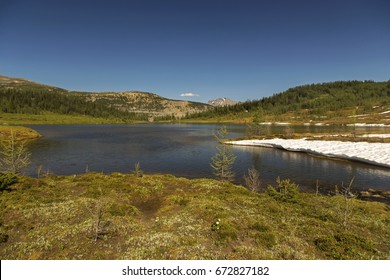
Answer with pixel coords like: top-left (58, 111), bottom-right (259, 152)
top-left (0, 125), bottom-right (42, 140)
top-left (0, 173), bottom-right (389, 260)
top-left (0, 113), bottom-right (143, 125)
top-left (2, 112), bottom-right (390, 127)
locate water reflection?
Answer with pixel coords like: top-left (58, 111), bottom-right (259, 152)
top-left (232, 145), bottom-right (390, 192)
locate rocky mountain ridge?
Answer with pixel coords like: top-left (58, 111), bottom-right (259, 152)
top-left (208, 97), bottom-right (238, 107)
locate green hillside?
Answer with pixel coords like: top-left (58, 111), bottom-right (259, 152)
top-left (0, 75), bottom-right (210, 124)
top-left (186, 80), bottom-right (390, 124)
top-left (2, 75), bottom-right (389, 125)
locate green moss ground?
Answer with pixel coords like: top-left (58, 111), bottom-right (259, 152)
top-left (0, 125), bottom-right (42, 140)
top-left (0, 173), bottom-right (389, 260)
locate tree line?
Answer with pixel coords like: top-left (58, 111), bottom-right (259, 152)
top-left (0, 88), bottom-right (149, 121)
top-left (185, 80), bottom-right (390, 120)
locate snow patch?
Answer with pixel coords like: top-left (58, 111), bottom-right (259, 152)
top-left (228, 138), bottom-right (390, 168)
top-left (360, 134), bottom-right (390, 138)
top-left (347, 123), bottom-right (390, 127)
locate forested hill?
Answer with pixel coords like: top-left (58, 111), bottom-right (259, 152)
top-left (0, 75), bottom-right (148, 121)
top-left (2, 76), bottom-right (389, 124)
top-left (186, 80), bottom-right (390, 124)
top-left (0, 75), bottom-right (210, 121)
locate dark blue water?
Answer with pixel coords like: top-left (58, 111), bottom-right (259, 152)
top-left (25, 124), bottom-right (390, 192)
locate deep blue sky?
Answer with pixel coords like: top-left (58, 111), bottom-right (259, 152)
top-left (1, 0), bottom-right (389, 102)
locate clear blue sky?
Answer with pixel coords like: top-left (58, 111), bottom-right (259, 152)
top-left (1, 0), bottom-right (389, 103)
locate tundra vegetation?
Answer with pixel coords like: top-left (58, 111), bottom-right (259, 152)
top-left (0, 172), bottom-right (389, 260)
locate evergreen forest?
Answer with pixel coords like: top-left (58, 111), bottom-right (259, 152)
top-left (1, 77), bottom-right (390, 124)
top-left (0, 88), bottom-right (149, 121)
top-left (185, 80), bottom-right (390, 123)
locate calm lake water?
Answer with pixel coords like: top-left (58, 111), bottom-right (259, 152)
top-left (26, 124), bottom-right (390, 193)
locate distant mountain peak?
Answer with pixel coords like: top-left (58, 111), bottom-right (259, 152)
top-left (208, 97), bottom-right (238, 107)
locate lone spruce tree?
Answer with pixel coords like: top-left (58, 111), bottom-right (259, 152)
top-left (0, 131), bottom-right (31, 174)
top-left (210, 126), bottom-right (236, 182)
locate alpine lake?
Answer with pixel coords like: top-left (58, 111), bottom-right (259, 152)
top-left (25, 123), bottom-right (390, 194)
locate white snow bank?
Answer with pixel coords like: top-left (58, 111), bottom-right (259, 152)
top-left (360, 134), bottom-right (390, 138)
top-left (228, 139), bottom-right (390, 168)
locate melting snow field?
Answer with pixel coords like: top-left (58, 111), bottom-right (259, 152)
top-left (228, 138), bottom-right (390, 168)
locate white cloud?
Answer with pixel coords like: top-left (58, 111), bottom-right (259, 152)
top-left (180, 92), bottom-right (200, 97)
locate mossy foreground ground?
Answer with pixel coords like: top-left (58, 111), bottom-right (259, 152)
top-left (0, 173), bottom-right (389, 260)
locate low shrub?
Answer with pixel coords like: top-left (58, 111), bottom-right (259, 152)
top-left (0, 172), bottom-right (18, 191)
top-left (266, 177), bottom-right (300, 203)
top-left (0, 231), bottom-right (9, 243)
top-left (254, 232), bottom-right (277, 248)
top-left (249, 222), bottom-right (270, 232)
top-left (314, 232), bottom-right (377, 259)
